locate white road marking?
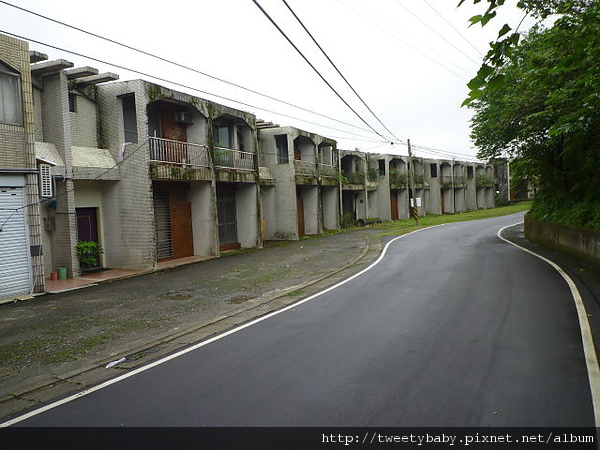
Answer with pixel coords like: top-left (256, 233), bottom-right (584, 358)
top-left (498, 222), bottom-right (600, 428)
top-left (1, 226), bottom-right (440, 427)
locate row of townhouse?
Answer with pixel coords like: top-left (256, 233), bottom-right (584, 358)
top-left (0, 33), bottom-right (496, 301)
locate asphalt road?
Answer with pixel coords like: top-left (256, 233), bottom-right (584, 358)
top-left (10, 213), bottom-right (596, 427)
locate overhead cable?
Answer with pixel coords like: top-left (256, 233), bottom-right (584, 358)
top-left (250, 0), bottom-right (393, 143)
top-left (422, 0), bottom-right (485, 57)
top-left (0, 29), bottom-right (382, 144)
top-left (392, 0), bottom-right (482, 64)
top-left (0, 0), bottom-right (376, 137)
top-left (281, 0), bottom-right (402, 143)
top-left (334, 0), bottom-right (471, 81)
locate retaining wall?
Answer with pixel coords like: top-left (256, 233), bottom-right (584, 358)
top-left (524, 214), bottom-right (600, 267)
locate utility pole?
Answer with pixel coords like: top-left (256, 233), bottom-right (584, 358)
top-left (407, 139), bottom-right (419, 225)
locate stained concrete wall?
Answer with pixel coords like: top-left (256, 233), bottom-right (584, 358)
top-left (96, 80), bottom-right (156, 270)
top-left (236, 183), bottom-right (259, 248)
top-left (189, 180), bottom-right (218, 256)
top-left (525, 215), bottom-right (600, 267)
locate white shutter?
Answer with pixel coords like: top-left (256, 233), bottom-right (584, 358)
top-left (39, 164), bottom-right (53, 198)
top-left (0, 187), bottom-right (31, 299)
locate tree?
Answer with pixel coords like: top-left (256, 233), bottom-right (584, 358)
top-left (463, 1), bottom-right (600, 229)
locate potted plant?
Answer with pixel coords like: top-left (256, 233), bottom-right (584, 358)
top-left (76, 241), bottom-right (104, 271)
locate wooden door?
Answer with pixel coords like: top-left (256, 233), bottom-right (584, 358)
top-left (296, 189), bottom-right (305, 236)
top-left (390, 191), bottom-right (399, 220)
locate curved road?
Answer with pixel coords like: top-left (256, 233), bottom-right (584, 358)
top-left (9, 213), bottom-right (596, 426)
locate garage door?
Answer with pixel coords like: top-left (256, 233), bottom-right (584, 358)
top-left (0, 187), bottom-right (31, 300)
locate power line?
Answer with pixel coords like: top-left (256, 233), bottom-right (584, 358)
top-left (334, 0), bottom-right (471, 81)
top-left (0, 0), bottom-right (377, 138)
top-left (281, 0), bottom-right (402, 142)
top-left (423, 0), bottom-right (485, 58)
top-left (250, 0), bottom-right (393, 143)
top-left (0, 29), bottom-right (383, 145)
top-left (392, 0), bottom-right (482, 65)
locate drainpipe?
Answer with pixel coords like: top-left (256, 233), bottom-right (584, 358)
top-left (451, 158), bottom-right (455, 213)
top-left (363, 153), bottom-right (369, 219)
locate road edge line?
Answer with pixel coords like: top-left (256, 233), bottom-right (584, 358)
top-left (0, 225), bottom-right (441, 428)
top-left (498, 221), bottom-right (600, 428)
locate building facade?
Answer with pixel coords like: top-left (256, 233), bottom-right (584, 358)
top-left (0, 34), bottom-right (44, 299)
top-left (0, 33), bottom-right (499, 301)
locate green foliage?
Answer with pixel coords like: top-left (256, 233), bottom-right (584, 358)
top-left (76, 241), bottom-right (104, 268)
top-left (341, 212), bottom-right (355, 228)
top-left (464, 1), bottom-right (600, 230)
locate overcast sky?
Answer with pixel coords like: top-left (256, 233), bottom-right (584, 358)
top-left (1, 0), bottom-right (534, 160)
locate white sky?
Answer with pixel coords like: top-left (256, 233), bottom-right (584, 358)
top-left (1, 0), bottom-right (534, 160)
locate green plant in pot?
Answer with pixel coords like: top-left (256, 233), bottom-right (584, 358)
top-left (76, 241), bottom-right (104, 270)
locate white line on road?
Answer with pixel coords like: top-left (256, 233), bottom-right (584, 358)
top-left (1, 226), bottom-right (441, 427)
top-left (498, 222), bottom-right (600, 428)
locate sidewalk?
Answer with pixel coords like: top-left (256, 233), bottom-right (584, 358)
top-left (0, 229), bottom-right (384, 421)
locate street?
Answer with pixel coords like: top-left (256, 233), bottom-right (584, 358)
top-left (8, 213), bottom-right (596, 427)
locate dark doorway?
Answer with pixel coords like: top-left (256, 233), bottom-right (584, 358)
top-left (296, 188), bottom-right (305, 236)
top-left (217, 184), bottom-right (240, 250)
top-left (76, 207), bottom-right (99, 243)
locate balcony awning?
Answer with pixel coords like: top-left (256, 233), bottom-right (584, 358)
top-left (72, 146), bottom-right (116, 168)
top-left (35, 142), bottom-right (65, 166)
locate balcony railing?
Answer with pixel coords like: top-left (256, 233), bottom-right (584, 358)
top-left (294, 159), bottom-right (318, 176)
top-left (319, 163), bottom-right (338, 178)
top-left (149, 137), bottom-right (210, 168)
top-left (390, 170), bottom-right (408, 188)
top-left (343, 172), bottom-right (365, 185)
top-left (441, 175), bottom-right (466, 188)
top-left (214, 147), bottom-right (255, 171)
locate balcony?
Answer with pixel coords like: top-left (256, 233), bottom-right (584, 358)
top-left (149, 137), bottom-right (210, 167)
top-left (441, 175), bottom-right (466, 188)
top-left (294, 160), bottom-right (318, 176)
top-left (341, 171), bottom-right (365, 190)
top-left (390, 170), bottom-right (408, 189)
top-left (149, 137), bottom-right (212, 181)
top-left (214, 147), bottom-right (255, 171)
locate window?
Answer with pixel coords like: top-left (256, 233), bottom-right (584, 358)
top-left (0, 61), bottom-right (22, 125)
top-left (275, 134), bottom-right (288, 164)
top-left (213, 119), bottom-right (233, 148)
top-left (121, 94), bottom-right (138, 143)
top-left (467, 166), bottom-right (474, 178)
top-left (378, 159), bottom-right (386, 175)
top-left (429, 163), bottom-right (438, 178)
top-left (68, 93), bottom-right (77, 113)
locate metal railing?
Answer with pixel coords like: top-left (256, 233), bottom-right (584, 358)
top-left (149, 137), bottom-right (210, 168)
top-left (214, 147), bottom-right (255, 171)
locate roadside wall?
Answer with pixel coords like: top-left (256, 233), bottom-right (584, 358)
top-left (524, 214), bottom-right (600, 267)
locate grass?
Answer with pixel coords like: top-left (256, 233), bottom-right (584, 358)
top-left (376, 201), bottom-right (532, 236)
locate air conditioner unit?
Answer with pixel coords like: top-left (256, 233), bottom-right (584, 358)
top-left (39, 164), bottom-right (53, 198)
top-left (174, 111), bottom-right (193, 125)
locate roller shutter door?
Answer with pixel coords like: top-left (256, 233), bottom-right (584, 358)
top-left (0, 187), bottom-right (31, 299)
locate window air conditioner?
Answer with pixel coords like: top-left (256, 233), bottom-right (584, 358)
top-left (174, 111), bottom-right (193, 125)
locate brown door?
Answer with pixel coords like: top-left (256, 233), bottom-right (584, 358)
top-left (441, 188), bottom-right (446, 214)
top-left (390, 191), bottom-right (399, 220)
top-left (76, 207), bottom-right (99, 243)
top-left (169, 186), bottom-right (193, 259)
top-left (296, 189), bottom-right (305, 236)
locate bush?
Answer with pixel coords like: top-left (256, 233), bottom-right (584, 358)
top-left (76, 241), bottom-right (104, 268)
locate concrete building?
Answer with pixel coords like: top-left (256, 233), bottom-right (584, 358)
top-left (257, 122), bottom-right (339, 239)
top-left (0, 33), bottom-right (499, 299)
top-left (0, 34), bottom-right (45, 300)
top-left (94, 79), bottom-right (262, 266)
top-left (26, 48), bottom-right (262, 278)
